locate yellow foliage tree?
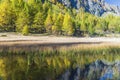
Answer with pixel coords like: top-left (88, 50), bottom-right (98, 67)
top-left (62, 13), bottom-right (74, 36)
top-left (0, 1), bottom-right (15, 31)
top-left (44, 14), bottom-right (53, 33)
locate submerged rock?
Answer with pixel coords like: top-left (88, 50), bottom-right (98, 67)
top-left (58, 60), bottom-right (120, 80)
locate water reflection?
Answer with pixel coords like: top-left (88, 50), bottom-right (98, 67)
top-left (1, 56), bottom-right (120, 80)
top-left (59, 60), bottom-right (120, 80)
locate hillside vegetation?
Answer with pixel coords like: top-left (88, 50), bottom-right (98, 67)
top-left (0, 0), bottom-right (120, 36)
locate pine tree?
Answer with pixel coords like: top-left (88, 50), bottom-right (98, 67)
top-left (44, 14), bottom-right (53, 33)
top-left (43, 1), bottom-right (51, 13)
top-left (79, 8), bottom-right (87, 35)
top-left (101, 19), bottom-right (109, 32)
top-left (52, 13), bottom-right (64, 35)
top-left (88, 24), bottom-right (94, 35)
top-left (62, 13), bottom-right (74, 36)
top-left (22, 25), bottom-right (29, 36)
top-left (80, 20), bottom-right (86, 33)
top-left (87, 15), bottom-right (96, 35)
top-left (32, 11), bottom-right (45, 33)
top-left (16, 11), bottom-right (29, 32)
top-left (52, 13), bottom-right (57, 23)
top-left (50, 0), bottom-right (57, 4)
top-left (0, 0), bottom-right (15, 31)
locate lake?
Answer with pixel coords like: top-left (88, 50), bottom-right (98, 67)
top-left (0, 44), bottom-right (120, 80)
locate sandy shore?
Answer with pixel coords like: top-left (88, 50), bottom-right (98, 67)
top-left (0, 33), bottom-right (120, 47)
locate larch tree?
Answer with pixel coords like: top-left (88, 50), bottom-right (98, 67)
top-left (22, 25), bottom-right (29, 36)
top-left (79, 8), bottom-right (87, 35)
top-left (87, 14), bottom-right (96, 35)
top-left (32, 11), bottom-right (45, 33)
top-left (62, 13), bottom-right (74, 36)
top-left (52, 13), bottom-right (64, 35)
top-left (0, 0), bottom-right (15, 31)
top-left (44, 13), bottom-right (53, 33)
top-left (15, 11), bottom-right (30, 32)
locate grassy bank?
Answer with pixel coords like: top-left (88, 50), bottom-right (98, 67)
top-left (0, 44), bottom-right (120, 80)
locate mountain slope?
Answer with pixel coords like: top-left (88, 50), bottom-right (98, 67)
top-left (57, 0), bottom-right (120, 16)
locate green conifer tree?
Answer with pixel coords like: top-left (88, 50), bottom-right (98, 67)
top-left (22, 25), bottom-right (29, 36)
top-left (62, 13), bottom-right (74, 36)
top-left (32, 11), bottom-right (45, 33)
top-left (44, 14), bottom-right (53, 33)
top-left (16, 11), bottom-right (29, 32)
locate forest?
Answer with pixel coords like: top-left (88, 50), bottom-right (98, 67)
top-left (0, 0), bottom-right (120, 36)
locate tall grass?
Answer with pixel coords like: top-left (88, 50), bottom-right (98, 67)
top-left (0, 44), bottom-right (120, 80)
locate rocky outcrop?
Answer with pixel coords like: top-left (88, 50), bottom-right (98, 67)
top-left (57, 60), bottom-right (120, 80)
top-left (57, 0), bottom-right (120, 16)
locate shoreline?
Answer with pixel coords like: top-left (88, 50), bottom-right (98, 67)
top-left (1, 33), bottom-right (120, 47)
top-left (1, 37), bottom-right (120, 47)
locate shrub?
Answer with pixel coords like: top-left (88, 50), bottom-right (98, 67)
top-left (22, 25), bottom-right (29, 36)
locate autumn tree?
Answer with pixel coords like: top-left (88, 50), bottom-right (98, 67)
top-left (0, 0), bottom-right (120, 36)
top-left (52, 13), bottom-right (64, 35)
top-left (49, 0), bottom-right (57, 4)
top-left (87, 14), bottom-right (97, 35)
top-left (78, 8), bottom-right (88, 36)
top-left (44, 14), bottom-right (53, 33)
top-left (62, 13), bottom-right (74, 36)
top-left (22, 25), bottom-right (29, 36)
top-left (32, 11), bottom-right (45, 33)
top-left (100, 19), bottom-right (109, 32)
top-left (0, 0), bottom-right (15, 31)
top-left (16, 11), bottom-right (30, 32)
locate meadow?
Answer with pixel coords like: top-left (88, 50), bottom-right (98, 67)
top-left (0, 43), bottom-right (120, 80)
